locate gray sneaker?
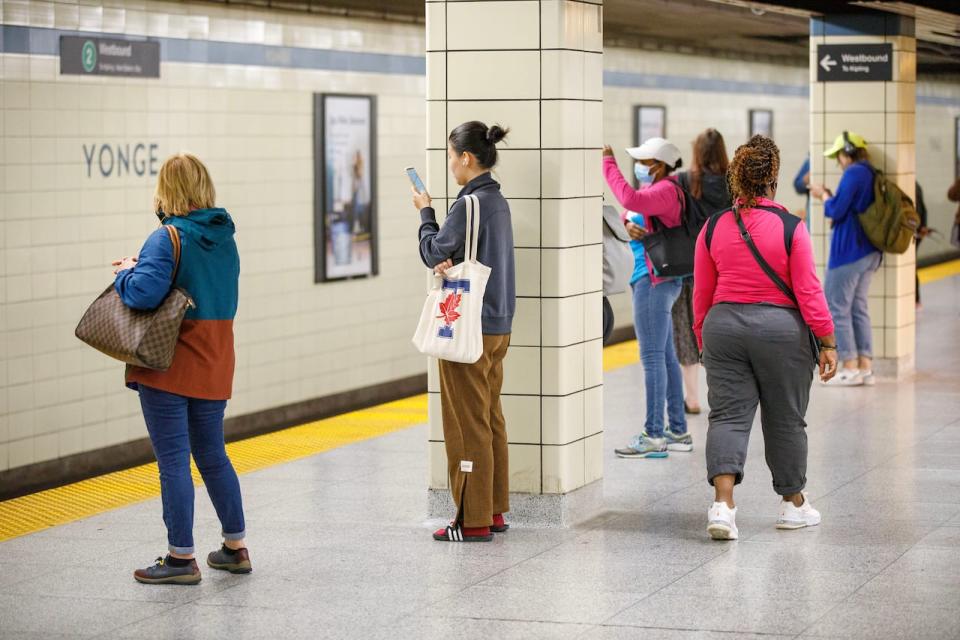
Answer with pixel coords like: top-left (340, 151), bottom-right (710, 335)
top-left (664, 429), bottom-right (693, 452)
top-left (207, 546), bottom-right (252, 574)
top-left (614, 433), bottom-right (668, 459)
top-left (134, 556), bottom-right (201, 585)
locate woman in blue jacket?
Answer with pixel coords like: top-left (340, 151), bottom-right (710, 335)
top-left (809, 131), bottom-right (880, 387)
top-left (113, 153), bottom-right (250, 584)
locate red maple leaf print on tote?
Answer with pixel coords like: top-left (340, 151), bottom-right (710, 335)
top-left (437, 292), bottom-right (462, 325)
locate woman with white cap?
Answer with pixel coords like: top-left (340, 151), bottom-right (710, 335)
top-left (602, 138), bottom-right (691, 459)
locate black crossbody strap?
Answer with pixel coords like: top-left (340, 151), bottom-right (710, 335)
top-left (732, 206), bottom-right (798, 306)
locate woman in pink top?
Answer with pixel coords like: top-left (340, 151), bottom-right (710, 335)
top-left (602, 138), bottom-right (691, 459)
top-left (693, 136), bottom-right (838, 541)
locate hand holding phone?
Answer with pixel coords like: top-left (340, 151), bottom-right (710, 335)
top-left (407, 166), bottom-right (432, 211)
top-left (626, 213), bottom-right (647, 241)
top-left (405, 166), bottom-right (427, 194)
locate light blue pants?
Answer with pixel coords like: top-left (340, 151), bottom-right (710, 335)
top-left (631, 276), bottom-right (687, 438)
top-left (824, 252), bottom-right (882, 362)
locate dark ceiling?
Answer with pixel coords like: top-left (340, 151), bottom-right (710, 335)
top-left (206, 0), bottom-right (960, 73)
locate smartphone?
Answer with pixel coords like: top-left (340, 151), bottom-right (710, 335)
top-left (405, 166), bottom-right (427, 194)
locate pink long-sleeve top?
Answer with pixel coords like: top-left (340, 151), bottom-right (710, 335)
top-left (602, 155), bottom-right (682, 285)
top-left (692, 198), bottom-right (834, 350)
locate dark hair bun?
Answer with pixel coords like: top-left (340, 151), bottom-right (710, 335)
top-left (449, 121), bottom-right (510, 169)
top-left (487, 124), bottom-right (509, 145)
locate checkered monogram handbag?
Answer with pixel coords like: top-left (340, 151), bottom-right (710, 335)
top-left (75, 225), bottom-right (195, 370)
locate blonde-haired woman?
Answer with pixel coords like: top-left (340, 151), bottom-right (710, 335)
top-left (113, 153), bottom-right (249, 584)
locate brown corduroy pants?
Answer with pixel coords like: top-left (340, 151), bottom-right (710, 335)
top-left (438, 334), bottom-right (511, 528)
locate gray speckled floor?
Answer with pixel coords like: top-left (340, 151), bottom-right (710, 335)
top-left (1, 276), bottom-right (959, 640)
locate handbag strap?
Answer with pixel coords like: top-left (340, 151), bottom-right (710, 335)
top-left (464, 194), bottom-right (480, 263)
top-left (732, 205), bottom-right (799, 307)
top-left (164, 224), bottom-right (182, 284)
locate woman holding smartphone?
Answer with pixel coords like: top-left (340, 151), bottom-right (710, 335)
top-left (412, 121), bottom-right (515, 543)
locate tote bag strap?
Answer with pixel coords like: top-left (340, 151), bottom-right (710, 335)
top-left (164, 224), bottom-right (182, 284)
top-left (464, 194), bottom-right (481, 263)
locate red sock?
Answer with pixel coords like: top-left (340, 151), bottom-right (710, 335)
top-left (462, 525), bottom-right (491, 536)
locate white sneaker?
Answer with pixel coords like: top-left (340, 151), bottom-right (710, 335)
top-left (776, 494), bottom-right (821, 530)
top-left (707, 501), bottom-right (738, 540)
top-left (821, 368), bottom-right (863, 387)
top-left (860, 370), bottom-right (875, 386)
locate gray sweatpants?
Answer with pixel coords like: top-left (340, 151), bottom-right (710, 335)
top-left (702, 303), bottom-right (815, 496)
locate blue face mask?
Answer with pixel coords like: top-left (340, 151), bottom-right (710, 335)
top-left (634, 163), bottom-right (653, 185)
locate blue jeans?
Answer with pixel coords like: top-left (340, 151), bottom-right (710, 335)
top-left (139, 385), bottom-right (246, 555)
top-left (632, 276), bottom-right (687, 437)
top-left (824, 252), bottom-right (881, 362)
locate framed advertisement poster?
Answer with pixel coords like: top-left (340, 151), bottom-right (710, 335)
top-left (749, 109), bottom-right (773, 139)
top-left (314, 93), bottom-right (378, 282)
top-left (633, 105), bottom-right (666, 146)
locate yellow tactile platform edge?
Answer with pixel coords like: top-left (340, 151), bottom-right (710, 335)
top-left (0, 342), bottom-right (640, 542)
top-left (3, 260), bottom-right (955, 542)
top-left (918, 258), bottom-right (960, 284)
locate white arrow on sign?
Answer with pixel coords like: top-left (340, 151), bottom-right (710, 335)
top-left (820, 54), bottom-right (837, 72)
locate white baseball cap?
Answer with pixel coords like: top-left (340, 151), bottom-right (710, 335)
top-left (626, 137), bottom-right (682, 169)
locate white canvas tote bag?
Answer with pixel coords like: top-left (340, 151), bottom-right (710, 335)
top-left (412, 194), bottom-right (491, 364)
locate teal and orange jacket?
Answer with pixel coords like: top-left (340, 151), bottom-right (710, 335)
top-left (114, 208), bottom-right (240, 400)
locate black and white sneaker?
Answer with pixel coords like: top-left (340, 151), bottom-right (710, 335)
top-left (433, 523), bottom-right (493, 542)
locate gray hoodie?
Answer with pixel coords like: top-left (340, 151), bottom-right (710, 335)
top-left (418, 172), bottom-right (515, 335)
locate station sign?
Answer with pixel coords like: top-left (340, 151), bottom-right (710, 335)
top-left (60, 36), bottom-right (160, 78)
top-left (817, 43), bottom-right (892, 82)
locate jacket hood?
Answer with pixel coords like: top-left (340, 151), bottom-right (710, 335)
top-left (169, 208), bottom-right (235, 250)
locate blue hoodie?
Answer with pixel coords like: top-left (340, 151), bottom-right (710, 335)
top-left (115, 208), bottom-right (240, 399)
top-left (825, 161), bottom-right (880, 269)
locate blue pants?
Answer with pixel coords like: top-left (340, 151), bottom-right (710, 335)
top-left (632, 276), bottom-right (687, 437)
top-left (139, 385), bottom-right (246, 555)
top-left (824, 252), bottom-right (881, 362)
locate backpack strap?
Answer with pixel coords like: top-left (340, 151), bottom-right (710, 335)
top-left (668, 178), bottom-right (689, 228)
top-left (704, 205), bottom-right (801, 256)
top-left (754, 205), bottom-right (800, 257)
top-left (704, 208), bottom-right (731, 253)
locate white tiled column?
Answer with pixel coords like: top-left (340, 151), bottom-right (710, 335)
top-left (425, 0), bottom-right (604, 526)
top-left (809, 14), bottom-right (916, 377)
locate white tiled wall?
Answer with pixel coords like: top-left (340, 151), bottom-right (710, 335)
top-left (809, 27), bottom-right (916, 367)
top-left (1, 1), bottom-right (428, 473)
top-left (426, 0), bottom-right (604, 496)
top-left (916, 82), bottom-right (960, 262)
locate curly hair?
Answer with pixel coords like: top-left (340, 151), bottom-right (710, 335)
top-left (728, 135), bottom-right (780, 208)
